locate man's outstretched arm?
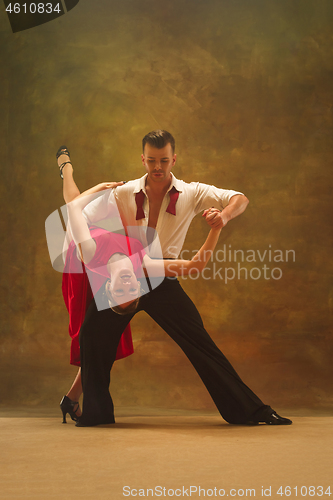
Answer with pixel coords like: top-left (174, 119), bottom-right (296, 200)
top-left (203, 194), bottom-right (249, 229)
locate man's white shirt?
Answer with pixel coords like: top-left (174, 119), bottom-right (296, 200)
top-left (82, 173), bottom-right (244, 258)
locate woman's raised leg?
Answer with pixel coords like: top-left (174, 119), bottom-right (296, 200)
top-left (57, 148), bottom-right (80, 203)
top-left (57, 148), bottom-right (83, 421)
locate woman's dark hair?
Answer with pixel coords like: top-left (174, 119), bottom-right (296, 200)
top-left (142, 130), bottom-right (175, 154)
top-left (105, 280), bottom-right (140, 315)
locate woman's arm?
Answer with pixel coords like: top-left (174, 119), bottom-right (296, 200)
top-left (68, 182), bottom-right (125, 263)
top-left (142, 226), bottom-right (222, 278)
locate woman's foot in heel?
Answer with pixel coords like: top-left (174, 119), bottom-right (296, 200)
top-left (56, 146), bottom-right (73, 179)
top-left (60, 395), bottom-right (82, 424)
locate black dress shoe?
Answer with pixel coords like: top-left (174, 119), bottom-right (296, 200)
top-left (75, 416), bottom-right (115, 427)
top-left (248, 406), bottom-right (293, 425)
top-left (75, 420), bottom-right (96, 427)
top-left (75, 420), bottom-right (115, 427)
top-left (264, 411), bottom-right (292, 425)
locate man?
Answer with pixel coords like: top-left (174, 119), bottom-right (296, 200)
top-left (77, 130), bottom-right (292, 427)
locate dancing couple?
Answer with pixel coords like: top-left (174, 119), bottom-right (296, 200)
top-left (55, 129), bottom-right (292, 427)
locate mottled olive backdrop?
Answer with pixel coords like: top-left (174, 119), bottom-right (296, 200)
top-left (0, 0), bottom-right (332, 414)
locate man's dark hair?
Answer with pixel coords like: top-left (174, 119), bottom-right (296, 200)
top-left (142, 130), bottom-right (175, 154)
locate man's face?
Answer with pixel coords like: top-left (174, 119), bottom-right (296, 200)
top-left (141, 143), bottom-right (176, 184)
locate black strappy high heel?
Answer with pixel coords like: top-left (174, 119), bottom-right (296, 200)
top-left (56, 145), bottom-right (72, 179)
top-left (60, 395), bottom-right (81, 424)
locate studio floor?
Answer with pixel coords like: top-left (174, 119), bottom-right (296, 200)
top-left (0, 408), bottom-right (332, 500)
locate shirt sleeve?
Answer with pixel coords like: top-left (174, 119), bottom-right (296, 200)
top-left (82, 189), bottom-right (121, 224)
top-left (193, 182), bottom-right (245, 214)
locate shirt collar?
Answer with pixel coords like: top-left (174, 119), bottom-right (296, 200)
top-left (133, 173), bottom-right (182, 195)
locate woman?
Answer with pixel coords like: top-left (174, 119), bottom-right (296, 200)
top-left (57, 146), bottom-right (223, 423)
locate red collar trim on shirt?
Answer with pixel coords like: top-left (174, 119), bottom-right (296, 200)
top-left (166, 186), bottom-right (180, 216)
top-left (135, 186), bottom-right (180, 220)
top-left (135, 191), bottom-right (146, 220)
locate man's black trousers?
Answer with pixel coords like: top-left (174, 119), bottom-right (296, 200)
top-left (79, 277), bottom-right (269, 425)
